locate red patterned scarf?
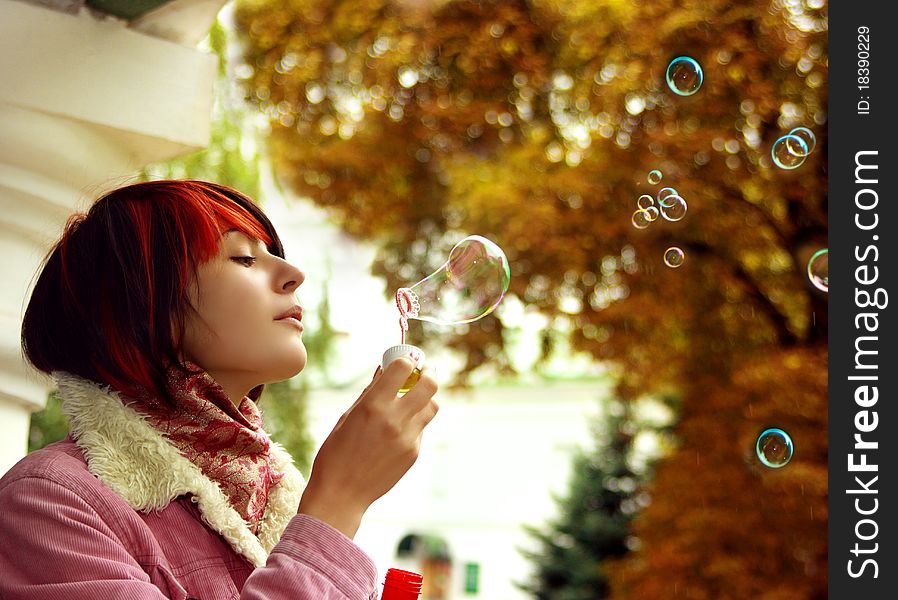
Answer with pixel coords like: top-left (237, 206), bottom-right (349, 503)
top-left (134, 365), bottom-right (283, 534)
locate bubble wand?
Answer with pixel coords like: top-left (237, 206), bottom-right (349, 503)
top-left (395, 288), bottom-right (419, 345)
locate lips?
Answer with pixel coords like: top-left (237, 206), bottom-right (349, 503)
top-left (275, 305), bottom-right (303, 322)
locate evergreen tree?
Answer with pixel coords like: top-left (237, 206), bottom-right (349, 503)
top-left (519, 402), bottom-right (652, 600)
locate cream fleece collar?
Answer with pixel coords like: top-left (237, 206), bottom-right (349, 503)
top-left (55, 372), bottom-right (306, 568)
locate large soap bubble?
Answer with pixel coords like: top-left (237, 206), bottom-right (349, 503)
top-left (396, 235), bottom-right (511, 328)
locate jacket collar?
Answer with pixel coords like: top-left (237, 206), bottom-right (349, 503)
top-left (55, 372), bottom-right (306, 568)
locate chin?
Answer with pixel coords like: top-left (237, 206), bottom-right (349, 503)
top-left (272, 349), bottom-right (307, 381)
top-left (262, 364), bottom-right (305, 386)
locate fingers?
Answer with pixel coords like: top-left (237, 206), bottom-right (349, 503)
top-left (396, 366), bottom-right (439, 422)
top-left (376, 355), bottom-right (419, 395)
top-left (417, 397), bottom-right (439, 428)
top-left (346, 358), bottom-right (439, 429)
top-left (345, 357), bottom-right (418, 416)
top-left (400, 365), bottom-right (437, 403)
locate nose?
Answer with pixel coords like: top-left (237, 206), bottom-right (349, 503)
top-left (279, 259), bottom-right (305, 293)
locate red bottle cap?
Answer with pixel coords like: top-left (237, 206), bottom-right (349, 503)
top-left (382, 568), bottom-right (423, 599)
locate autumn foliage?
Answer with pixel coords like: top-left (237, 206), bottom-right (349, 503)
top-left (234, 0), bottom-right (828, 597)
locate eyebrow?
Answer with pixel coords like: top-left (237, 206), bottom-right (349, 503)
top-left (223, 230), bottom-right (264, 246)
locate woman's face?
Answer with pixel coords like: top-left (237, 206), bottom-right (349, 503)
top-left (182, 230), bottom-right (307, 402)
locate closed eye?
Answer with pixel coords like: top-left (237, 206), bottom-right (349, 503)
top-left (232, 256), bottom-right (257, 267)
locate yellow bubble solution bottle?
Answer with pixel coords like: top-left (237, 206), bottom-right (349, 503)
top-left (382, 344), bottom-right (425, 394)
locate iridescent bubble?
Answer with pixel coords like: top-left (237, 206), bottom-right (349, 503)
top-left (756, 428), bottom-right (794, 468)
top-left (772, 134), bottom-right (808, 169)
top-left (659, 195), bottom-right (687, 221)
top-left (648, 169), bottom-right (663, 184)
top-left (400, 236), bottom-right (510, 326)
top-left (644, 206), bottom-right (660, 222)
top-left (807, 248), bottom-right (828, 292)
top-left (788, 127), bottom-right (816, 156)
top-left (637, 194), bottom-right (655, 210)
top-left (631, 209), bottom-right (652, 229)
top-left (666, 57), bottom-right (703, 96)
top-left (657, 187), bottom-right (679, 207)
top-left (663, 247), bottom-right (685, 268)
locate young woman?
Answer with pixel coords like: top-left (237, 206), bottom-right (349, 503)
top-left (0, 180), bottom-right (439, 599)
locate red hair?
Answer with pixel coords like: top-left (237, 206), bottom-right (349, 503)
top-left (22, 180), bottom-right (283, 405)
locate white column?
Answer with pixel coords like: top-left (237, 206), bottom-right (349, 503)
top-left (0, 0), bottom-right (222, 474)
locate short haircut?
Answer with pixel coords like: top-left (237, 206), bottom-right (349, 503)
top-left (22, 180), bottom-right (284, 406)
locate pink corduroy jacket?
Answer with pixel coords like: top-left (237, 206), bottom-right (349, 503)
top-left (0, 373), bottom-right (379, 600)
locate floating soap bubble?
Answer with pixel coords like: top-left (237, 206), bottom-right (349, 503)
top-left (807, 248), bottom-right (828, 292)
top-left (643, 206), bottom-right (660, 222)
top-left (637, 194), bottom-right (656, 210)
top-left (756, 428), bottom-right (794, 468)
top-left (660, 195), bottom-right (688, 221)
top-left (657, 187), bottom-right (679, 207)
top-left (772, 134), bottom-right (808, 169)
top-left (663, 247), bottom-right (685, 268)
top-left (648, 169), bottom-right (663, 184)
top-left (787, 127), bottom-right (816, 156)
top-left (395, 235), bottom-right (510, 335)
top-left (666, 57), bottom-right (703, 96)
top-left (388, 235), bottom-right (509, 393)
top-left (631, 209), bottom-right (652, 229)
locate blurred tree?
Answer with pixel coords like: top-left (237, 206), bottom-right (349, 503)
top-left (306, 259), bottom-right (341, 385)
top-left (234, 0), bottom-right (828, 597)
top-left (518, 401), bottom-right (661, 599)
top-left (28, 392), bottom-right (68, 452)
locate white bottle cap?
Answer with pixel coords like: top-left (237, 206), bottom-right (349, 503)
top-left (382, 344), bottom-right (426, 371)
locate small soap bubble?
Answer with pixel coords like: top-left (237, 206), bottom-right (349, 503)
top-left (644, 206), bottom-right (660, 222)
top-left (756, 428), bottom-right (793, 468)
top-left (660, 195), bottom-right (688, 221)
top-left (631, 209), bottom-right (652, 229)
top-left (788, 127), bottom-right (816, 156)
top-left (648, 169), bottom-right (663, 184)
top-left (637, 194), bottom-right (656, 210)
top-left (663, 247), bottom-right (685, 268)
top-left (772, 134), bottom-right (808, 169)
top-left (666, 57), bottom-right (703, 96)
top-left (807, 248), bottom-right (828, 292)
top-left (657, 187), bottom-right (679, 207)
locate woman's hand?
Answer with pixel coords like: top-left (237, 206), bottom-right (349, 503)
top-left (297, 356), bottom-right (439, 539)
